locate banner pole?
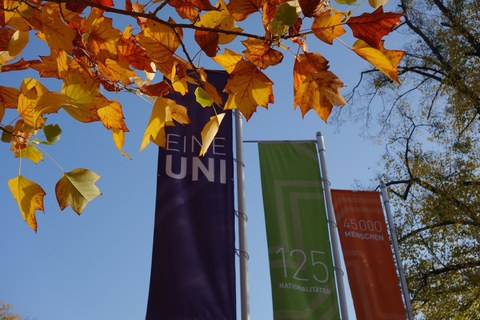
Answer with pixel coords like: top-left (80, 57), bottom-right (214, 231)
top-left (380, 184), bottom-right (414, 320)
top-left (235, 109), bottom-right (250, 320)
top-left (316, 132), bottom-right (349, 320)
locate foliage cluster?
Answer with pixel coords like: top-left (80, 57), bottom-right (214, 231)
top-left (0, 0), bottom-right (404, 231)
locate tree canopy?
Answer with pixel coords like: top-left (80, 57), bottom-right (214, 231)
top-left (345, 0), bottom-right (479, 318)
top-left (0, 0), bottom-right (403, 231)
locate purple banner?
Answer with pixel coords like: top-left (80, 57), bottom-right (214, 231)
top-left (146, 71), bottom-right (235, 320)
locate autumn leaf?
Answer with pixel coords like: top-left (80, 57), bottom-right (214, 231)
top-left (0, 86), bottom-right (20, 109)
top-left (43, 124), bottom-right (62, 144)
top-left (97, 100), bottom-right (130, 158)
top-left (312, 11), bottom-right (346, 45)
top-left (14, 144), bottom-right (43, 164)
top-left (299, 0), bottom-right (330, 17)
top-left (86, 10), bottom-right (122, 61)
top-left (242, 38), bottom-right (284, 69)
top-left (140, 97), bottom-right (189, 150)
top-left (18, 78), bottom-right (49, 128)
top-left (227, 0), bottom-right (263, 21)
top-left (97, 58), bottom-right (137, 84)
top-left (200, 113), bottom-right (225, 156)
top-left (137, 18), bottom-right (182, 64)
top-left (369, 0), bottom-right (389, 9)
top-left (335, 0), bottom-right (358, 4)
top-left (171, 61), bottom-right (188, 94)
top-left (55, 168), bottom-right (102, 215)
top-left (8, 175), bottom-right (46, 232)
top-left (221, 58), bottom-right (274, 120)
top-left (37, 6), bottom-right (76, 53)
top-left (118, 29), bottom-right (154, 72)
top-left (294, 53), bottom-right (346, 121)
top-left (195, 87), bottom-right (213, 107)
top-left (33, 92), bottom-right (71, 128)
top-left (8, 30), bottom-right (29, 56)
top-left (212, 48), bottom-right (242, 73)
top-left (195, 6), bottom-right (242, 57)
top-left (61, 71), bottom-right (109, 123)
top-left (347, 6), bottom-right (403, 49)
top-left (352, 39), bottom-right (404, 83)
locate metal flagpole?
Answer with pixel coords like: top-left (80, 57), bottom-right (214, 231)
top-left (235, 109), bottom-right (250, 320)
top-left (316, 131), bottom-right (349, 320)
top-left (380, 184), bottom-right (414, 320)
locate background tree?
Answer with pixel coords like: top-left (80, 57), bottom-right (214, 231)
top-left (0, 0), bottom-right (403, 231)
top-left (0, 302), bottom-right (24, 320)
top-left (344, 0), bottom-right (480, 318)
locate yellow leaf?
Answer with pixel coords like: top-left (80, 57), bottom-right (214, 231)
top-left (212, 49), bottom-right (242, 73)
top-left (352, 40), bottom-right (404, 83)
top-left (17, 78), bottom-right (49, 128)
top-left (140, 97), bottom-right (176, 151)
top-left (312, 11), bottom-right (346, 45)
top-left (38, 7), bottom-right (76, 53)
top-left (14, 144), bottom-right (43, 164)
top-left (112, 128), bottom-right (131, 159)
top-left (223, 59), bottom-right (274, 120)
top-left (8, 30), bottom-right (29, 56)
top-left (171, 61), bottom-right (188, 95)
top-left (32, 92), bottom-right (71, 128)
top-left (242, 38), bottom-right (284, 69)
top-left (137, 18), bottom-right (181, 64)
top-left (369, 0), bottom-right (389, 9)
top-left (61, 72), bottom-right (109, 123)
top-left (294, 53), bottom-right (346, 121)
top-left (55, 168), bottom-right (102, 215)
top-left (8, 175), bottom-right (46, 232)
top-left (200, 113), bottom-right (225, 156)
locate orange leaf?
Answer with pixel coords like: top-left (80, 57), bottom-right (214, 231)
top-left (294, 53), bottom-right (346, 121)
top-left (0, 86), bottom-right (20, 109)
top-left (86, 10), bottom-right (122, 61)
top-left (38, 6), bottom-right (76, 53)
top-left (347, 6), bottom-right (403, 49)
top-left (97, 100), bottom-right (129, 131)
top-left (118, 31), bottom-right (154, 72)
top-left (299, 0), bottom-right (330, 17)
top-left (8, 175), bottom-right (46, 232)
top-left (227, 0), bottom-right (263, 21)
top-left (137, 18), bottom-right (182, 64)
top-left (352, 40), bottom-right (404, 83)
top-left (242, 38), bottom-right (284, 69)
top-left (223, 59), bottom-right (274, 120)
top-left (97, 58), bottom-right (137, 84)
top-left (312, 11), bottom-right (346, 45)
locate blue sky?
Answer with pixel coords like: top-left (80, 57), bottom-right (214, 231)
top-left (0, 2), bottom-right (402, 319)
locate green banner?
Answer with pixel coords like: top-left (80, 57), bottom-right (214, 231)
top-left (258, 142), bottom-right (340, 320)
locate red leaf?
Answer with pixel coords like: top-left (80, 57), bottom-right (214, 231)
top-left (347, 6), bottom-right (403, 49)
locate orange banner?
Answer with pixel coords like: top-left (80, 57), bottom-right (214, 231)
top-left (331, 190), bottom-right (406, 320)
